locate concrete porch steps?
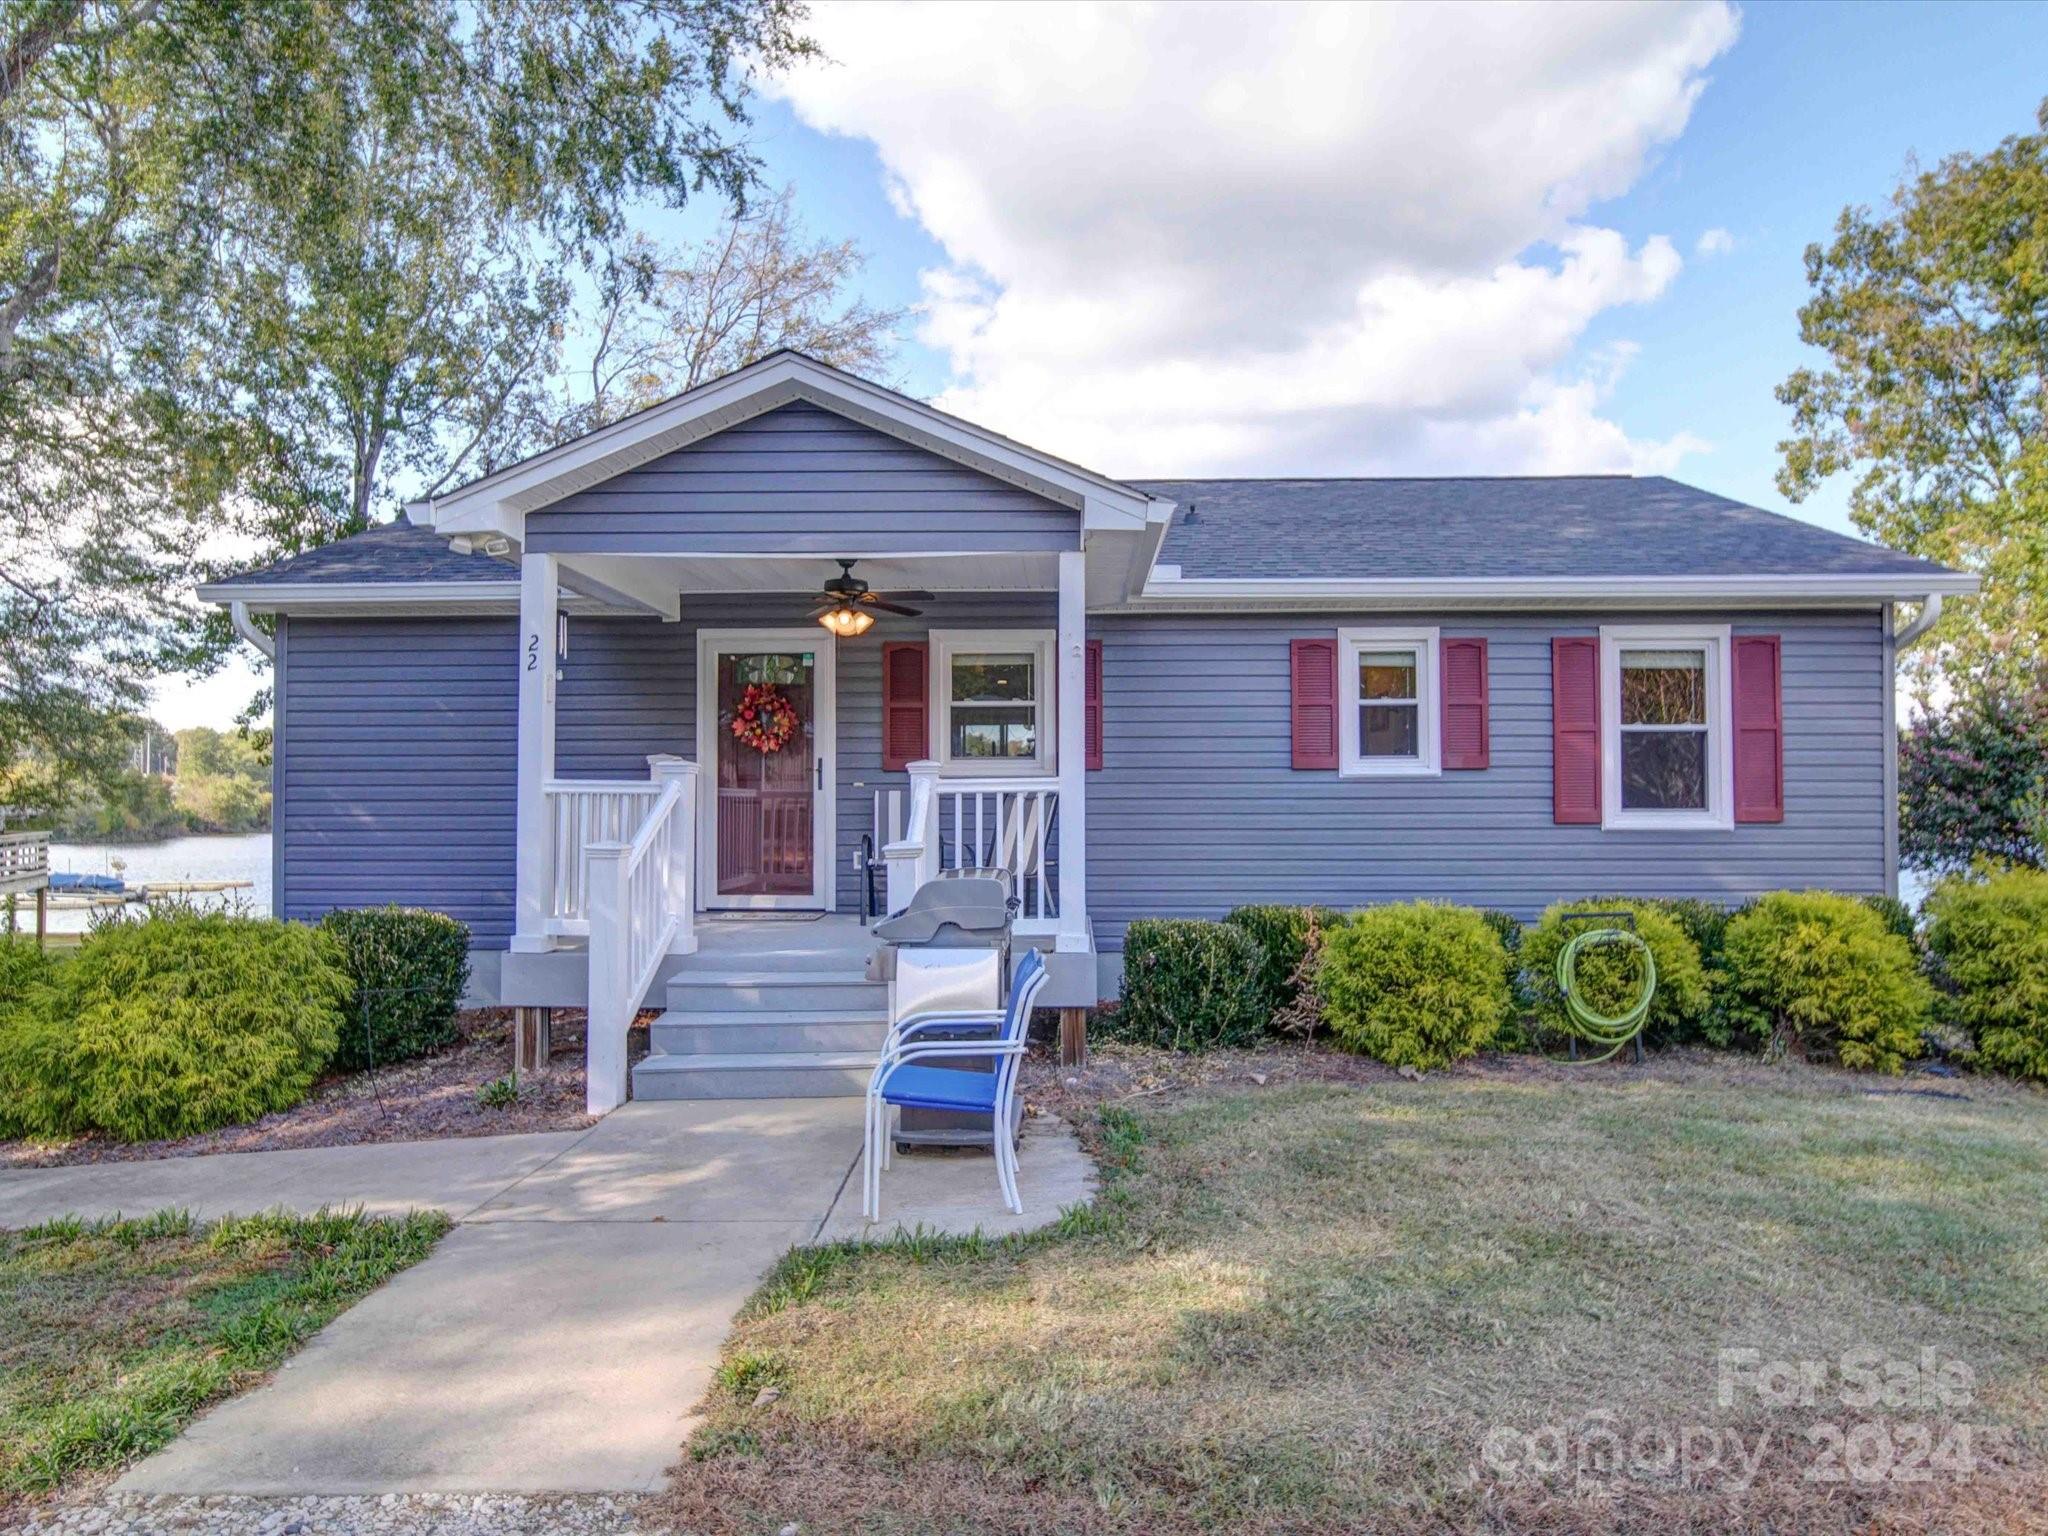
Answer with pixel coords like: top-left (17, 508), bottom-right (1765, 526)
top-left (631, 1051), bottom-right (876, 1100)
top-left (630, 936), bottom-right (889, 1100)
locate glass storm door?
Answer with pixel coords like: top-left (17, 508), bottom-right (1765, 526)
top-left (700, 637), bottom-right (833, 909)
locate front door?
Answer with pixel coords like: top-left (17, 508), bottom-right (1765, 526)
top-left (697, 631), bottom-right (835, 910)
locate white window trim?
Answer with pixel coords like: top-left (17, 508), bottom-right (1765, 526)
top-left (929, 628), bottom-right (1057, 777)
top-left (1599, 624), bottom-right (1734, 832)
top-left (1338, 626), bottom-right (1441, 779)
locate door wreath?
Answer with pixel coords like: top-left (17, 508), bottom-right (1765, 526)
top-left (731, 681), bottom-right (800, 754)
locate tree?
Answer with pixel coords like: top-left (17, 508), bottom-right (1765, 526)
top-left (554, 186), bottom-right (903, 438)
top-left (1777, 100), bottom-right (2048, 692)
top-left (1898, 677), bottom-right (2048, 874)
top-left (2, 0), bottom-right (816, 805)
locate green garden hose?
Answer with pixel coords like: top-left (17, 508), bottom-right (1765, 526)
top-left (1555, 926), bottom-right (1657, 1065)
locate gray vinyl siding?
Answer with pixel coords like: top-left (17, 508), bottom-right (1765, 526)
top-left (273, 603), bottom-right (1894, 960)
top-left (1088, 608), bottom-right (1891, 947)
top-left (524, 402), bottom-right (1080, 555)
top-left (277, 615), bottom-right (519, 942)
top-left (556, 594), bottom-right (1057, 914)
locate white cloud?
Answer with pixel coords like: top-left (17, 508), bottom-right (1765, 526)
top-left (769, 0), bottom-right (1739, 475)
top-left (1696, 227), bottom-right (1736, 256)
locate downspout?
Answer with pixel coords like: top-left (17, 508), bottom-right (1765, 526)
top-left (229, 600), bottom-right (275, 660)
top-left (1892, 593), bottom-right (1943, 647)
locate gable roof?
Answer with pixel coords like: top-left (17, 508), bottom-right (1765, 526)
top-left (408, 349), bottom-right (1164, 543)
top-left (1133, 476), bottom-right (1954, 583)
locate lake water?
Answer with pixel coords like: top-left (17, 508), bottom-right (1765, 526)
top-left (8, 832), bottom-right (271, 934)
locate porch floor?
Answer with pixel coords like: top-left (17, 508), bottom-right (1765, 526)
top-left (681, 912), bottom-right (880, 974)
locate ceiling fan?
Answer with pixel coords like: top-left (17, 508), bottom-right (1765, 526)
top-left (809, 560), bottom-right (933, 636)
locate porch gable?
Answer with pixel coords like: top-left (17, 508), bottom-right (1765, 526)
top-left (522, 401), bottom-right (1080, 557)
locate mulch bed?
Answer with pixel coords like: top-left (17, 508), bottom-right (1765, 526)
top-left (0, 1010), bottom-right (652, 1169)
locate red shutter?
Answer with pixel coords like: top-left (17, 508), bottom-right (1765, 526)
top-left (1732, 635), bottom-right (1784, 823)
top-left (1552, 637), bottom-right (1601, 824)
top-left (1291, 637), bottom-right (1339, 770)
top-left (1440, 637), bottom-right (1490, 770)
top-left (881, 642), bottom-right (928, 771)
top-left (1084, 638), bottom-right (1104, 771)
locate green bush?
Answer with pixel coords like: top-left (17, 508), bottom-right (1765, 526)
top-left (1222, 904), bottom-right (1336, 1018)
top-left (1475, 908), bottom-right (1533, 1027)
top-left (1522, 900), bottom-right (1713, 1049)
top-left (1111, 919), bottom-right (1270, 1051)
top-left (0, 910), bottom-right (349, 1142)
top-left (1925, 868), bottom-right (2048, 1080)
top-left (0, 941), bottom-right (78, 1136)
top-left (1719, 891), bottom-right (1931, 1073)
top-left (1859, 892), bottom-right (1919, 943)
top-left (1319, 903), bottom-right (1510, 1071)
top-left (319, 906), bottom-right (471, 1071)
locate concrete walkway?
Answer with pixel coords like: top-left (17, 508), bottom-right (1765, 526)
top-left (0, 1099), bottom-right (1095, 1496)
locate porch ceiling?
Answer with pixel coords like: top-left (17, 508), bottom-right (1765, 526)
top-left (558, 550), bottom-right (1063, 596)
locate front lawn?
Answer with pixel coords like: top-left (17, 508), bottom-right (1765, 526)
top-left (0, 1208), bottom-right (447, 1510)
top-left (668, 1052), bottom-right (2048, 1535)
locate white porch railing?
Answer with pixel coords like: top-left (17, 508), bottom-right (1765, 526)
top-left (543, 778), bottom-right (664, 935)
top-left (582, 755), bottom-right (698, 1114)
top-left (878, 761), bottom-right (1058, 932)
top-left (0, 829), bottom-right (51, 897)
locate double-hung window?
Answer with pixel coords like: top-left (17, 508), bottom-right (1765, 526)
top-left (1599, 625), bottom-right (1733, 830)
top-left (929, 629), bottom-right (1055, 775)
top-left (1337, 627), bottom-right (1439, 777)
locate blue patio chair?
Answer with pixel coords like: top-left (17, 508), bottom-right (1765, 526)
top-left (864, 948), bottom-right (1049, 1221)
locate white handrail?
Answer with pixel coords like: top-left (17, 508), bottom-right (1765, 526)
top-left (584, 756), bottom-right (698, 1114)
top-left (542, 779), bottom-right (663, 934)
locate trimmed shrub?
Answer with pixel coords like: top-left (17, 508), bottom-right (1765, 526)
top-left (1859, 893), bottom-right (1919, 943)
top-left (0, 909), bottom-right (349, 1141)
top-left (1475, 908), bottom-right (1533, 1024)
top-left (1111, 919), bottom-right (1270, 1051)
top-left (1222, 904), bottom-right (1337, 1019)
top-left (1925, 868), bottom-right (2048, 1080)
top-left (320, 906), bottom-right (472, 1071)
top-left (1320, 903), bottom-right (1510, 1071)
top-left (1522, 900), bottom-right (1713, 1049)
top-left (0, 941), bottom-right (76, 1138)
top-left (1719, 891), bottom-right (1932, 1073)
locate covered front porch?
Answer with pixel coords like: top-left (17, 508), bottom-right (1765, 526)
top-left (400, 355), bottom-right (1172, 1109)
top-left (495, 551), bottom-right (1119, 1109)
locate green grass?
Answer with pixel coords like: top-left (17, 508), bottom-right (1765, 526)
top-left (667, 1056), bottom-right (2048, 1535)
top-left (0, 1207), bottom-right (448, 1506)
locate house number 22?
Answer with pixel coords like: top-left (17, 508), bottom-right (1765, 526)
top-left (526, 633), bottom-right (540, 672)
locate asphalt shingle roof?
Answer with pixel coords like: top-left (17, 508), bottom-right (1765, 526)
top-left (219, 476), bottom-right (1957, 588)
top-left (1128, 476), bottom-right (1948, 581)
top-left (220, 521), bottom-right (515, 586)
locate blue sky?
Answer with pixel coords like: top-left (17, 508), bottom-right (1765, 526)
top-left (654, 0), bottom-right (2046, 535)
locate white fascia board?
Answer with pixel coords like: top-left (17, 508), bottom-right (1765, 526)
top-left (198, 580), bottom-right (632, 618)
top-left (412, 353), bottom-right (1155, 537)
top-left (199, 581), bottom-right (521, 607)
top-left (1118, 570), bottom-right (1982, 611)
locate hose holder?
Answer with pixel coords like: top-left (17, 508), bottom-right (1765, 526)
top-left (1553, 910), bottom-right (1657, 1066)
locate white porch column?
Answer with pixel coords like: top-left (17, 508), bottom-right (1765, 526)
top-left (1055, 548), bottom-right (1089, 952)
top-left (648, 753), bottom-right (699, 955)
top-left (513, 552), bottom-right (559, 953)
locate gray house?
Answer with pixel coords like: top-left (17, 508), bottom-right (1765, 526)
top-left (202, 353), bottom-right (1974, 1110)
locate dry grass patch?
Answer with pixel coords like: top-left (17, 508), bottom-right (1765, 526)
top-left (667, 1053), bottom-right (2048, 1534)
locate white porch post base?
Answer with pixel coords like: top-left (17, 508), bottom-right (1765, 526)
top-left (513, 551), bottom-right (560, 954)
top-left (1055, 548), bottom-right (1089, 953)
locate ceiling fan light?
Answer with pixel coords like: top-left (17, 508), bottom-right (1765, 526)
top-left (818, 604), bottom-right (874, 637)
